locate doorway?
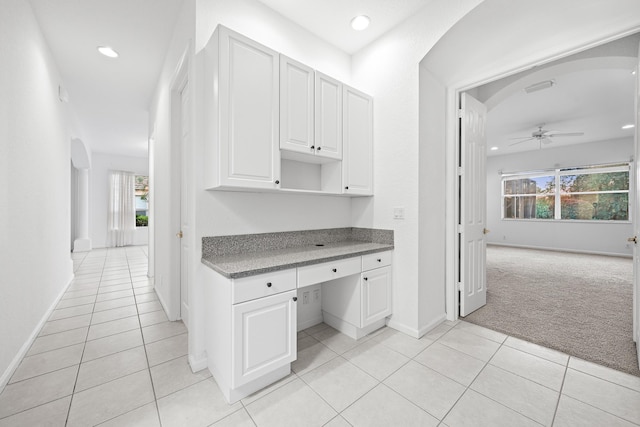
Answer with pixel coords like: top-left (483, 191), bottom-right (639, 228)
top-left (415, 1), bottom-right (640, 371)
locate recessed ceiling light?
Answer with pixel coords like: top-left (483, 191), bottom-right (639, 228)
top-left (622, 124), bottom-right (635, 130)
top-left (351, 15), bottom-right (370, 31)
top-left (490, 146), bottom-right (499, 151)
top-left (97, 46), bottom-right (119, 58)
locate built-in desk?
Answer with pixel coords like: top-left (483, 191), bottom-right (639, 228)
top-left (201, 228), bottom-right (393, 403)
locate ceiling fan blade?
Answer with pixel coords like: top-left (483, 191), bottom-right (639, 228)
top-left (509, 137), bottom-right (535, 146)
top-left (508, 135), bottom-right (535, 140)
top-left (542, 137), bottom-right (554, 144)
top-left (546, 132), bottom-right (584, 138)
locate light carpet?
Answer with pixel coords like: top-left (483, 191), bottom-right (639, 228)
top-left (463, 245), bottom-right (640, 377)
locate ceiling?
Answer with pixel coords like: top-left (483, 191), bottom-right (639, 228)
top-left (256, 0), bottom-right (431, 54)
top-left (485, 67), bottom-right (636, 157)
top-left (26, 0), bottom-right (637, 160)
top-left (479, 33), bottom-right (639, 157)
top-left (28, 0), bottom-right (184, 158)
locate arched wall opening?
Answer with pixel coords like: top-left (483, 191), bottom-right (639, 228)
top-left (417, 0), bottom-right (640, 321)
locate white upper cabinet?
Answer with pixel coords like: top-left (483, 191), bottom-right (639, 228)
top-left (204, 26), bottom-right (281, 190)
top-left (342, 85), bottom-right (373, 196)
top-left (203, 25), bottom-right (372, 196)
top-left (280, 55), bottom-right (314, 155)
top-left (314, 72), bottom-right (343, 161)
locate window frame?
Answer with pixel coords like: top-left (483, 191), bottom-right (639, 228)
top-left (501, 162), bottom-right (632, 223)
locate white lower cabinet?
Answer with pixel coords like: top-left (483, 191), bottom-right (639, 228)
top-left (204, 251), bottom-right (392, 403)
top-left (362, 266), bottom-right (392, 326)
top-left (232, 290), bottom-right (297, 388)
top-left (321, 251), bottom-right (392, 339)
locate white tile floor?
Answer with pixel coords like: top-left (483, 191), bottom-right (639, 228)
top-left (1, 246), bottom-right (639, 426)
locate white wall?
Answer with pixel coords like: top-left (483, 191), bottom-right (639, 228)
top-left (90, 152), bottom-right (149, 248)
top-left (486, 139), bottom-right (634, 256)
top-left (0, 0), bottom-right (75, 389)
top-left (350, 0), bottom-right (483, 336)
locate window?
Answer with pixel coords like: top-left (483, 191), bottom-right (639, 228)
top-left (502, 163), bottom-right (630, 221)
top-left (135, 175), bottom-right (149, 227)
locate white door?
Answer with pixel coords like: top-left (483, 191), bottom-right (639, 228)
top-left (459, 92), bottom-right (488, 317)
top-left (315, 72), bottom-right (343, 160)
top-left (632, 41), bottom-right (640, 367)
top-left (232, 290), bottom-right (297, 388)
top-left (343, 85), bottom-right (373, 195)
top-left (361, 266), bottom-right (392, 326)
top-left (219, 28), bottom-right (280, 188)
top-left (280, 55), bottom-right (314, 154)
top-left (179, 78), bottom-right (190, 328)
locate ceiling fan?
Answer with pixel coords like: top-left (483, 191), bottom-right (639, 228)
top-left (509, 124), bottom-right (584, 146)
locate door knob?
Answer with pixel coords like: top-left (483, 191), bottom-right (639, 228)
top-left (483, 228), bottom-right (490, 235)
top-left (176, 231), bottom-right (183, 238)
top-left (628, 236), bottom-right (637, 244)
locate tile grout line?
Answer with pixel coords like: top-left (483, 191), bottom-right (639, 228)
top-left (126, 247), bottom-right (165, 427)
top-left (65, 250), bottom-right (107, 426)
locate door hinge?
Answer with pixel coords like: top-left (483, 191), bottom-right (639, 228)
top-left (456, 282), bottom-right (462, 291)
top-left (457, 167), bottom-right (464, 176)
top-left (458, 109), bottom-right (464, 119)
top-left (457, 224), bottom-right (463, 233)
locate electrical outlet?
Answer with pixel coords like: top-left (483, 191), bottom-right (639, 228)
top-left (313, 289), bottom-right (320, 302)
top-left (393, 207), bottom-right (405, 220)
top-left (302, 291), bottom-right (310, 305)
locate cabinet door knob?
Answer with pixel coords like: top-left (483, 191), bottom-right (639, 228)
top-left (363, 277), bottom-right (368, 281)
top-left (310, 145), bottom-right (315, 149)
top-left (293, 297), bottom-right (298, 302)
top-left (275, 180), bottom-right (280, 184)
top-left (317, 146), bottom-right (322, 151)
top-left (266, 282), bottom-right (272, 288)
top-left (344, 186), bottom-right (349, 190)
top-left (332, 268), bottom-right (337, 273)
top-left (377, 258), bottom-right (382, 262)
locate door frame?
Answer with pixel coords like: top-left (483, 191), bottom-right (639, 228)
top-left (445, 28), bottom-right (640, 322)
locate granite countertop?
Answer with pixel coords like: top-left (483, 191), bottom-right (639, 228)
top-left (201, 228), bottom-right (394, 279)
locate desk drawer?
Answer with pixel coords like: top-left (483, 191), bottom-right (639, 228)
top-left (362, 251), bottom-right (392, 271)
top-left (232, 269), bottom-right (297, 304)
top-left (297, 257), bottom-right (361, 288)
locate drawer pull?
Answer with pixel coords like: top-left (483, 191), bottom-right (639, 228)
top-left (377, 258), bottom-right (381, 262)
top-left (293, 297), bottom-right (298, 302)
top-left (363, 277), bottom-right (368, 281)
top-left (332, 268), bottom-right (337, 273)
top-left (266, 282), bottom-right (272, 288)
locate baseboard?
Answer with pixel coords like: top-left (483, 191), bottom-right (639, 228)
top-left (386, 319), bottom-right (421, 339)
top-left (0, 270), bottom-right (74, 394)
top-left (297, 315), bottom-right (323, 332)
top-left (154, 277), bottom-right (176, 321)
top-left (417, 314), bottom-right (447, 338)
top-left (488, 242), bottom-right (632, 259)
top-left (188, 353), bottom-right (208, 373)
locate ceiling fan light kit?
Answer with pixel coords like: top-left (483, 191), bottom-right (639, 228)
top-left (508, 124), bottom-right (584, 147)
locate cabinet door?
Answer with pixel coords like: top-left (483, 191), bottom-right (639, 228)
top-left (315, 72), bottom-right (342, 160)
top-left (232, 290), bottom-right (297, 388)
top-left (343, 85), bottom-right (373, 195)
top-left (280, 56), bottom-right (314, 154)
top-left (361, 266), bottom-right (391, 326)
top-left (219, 27), bottom-right (280, 189)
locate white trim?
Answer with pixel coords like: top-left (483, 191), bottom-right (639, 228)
top-left (417, 314), bottom-right (448, 339)
top-left (188, 354), bottom-right (208, 373)
top-left (386, 318), bottom-right (422, 339)
top-left (488, 242), bottom-right (632, 259)
top-left (0, 270), bottom-right (74, 394)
